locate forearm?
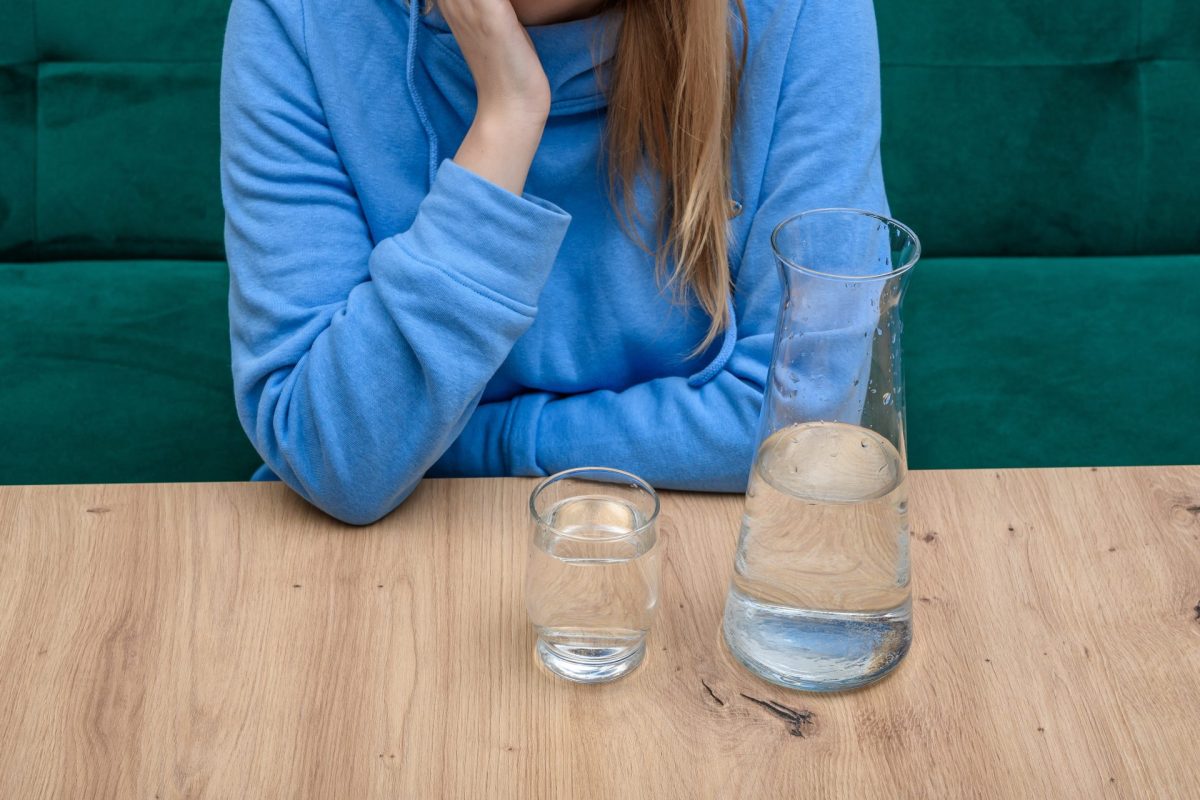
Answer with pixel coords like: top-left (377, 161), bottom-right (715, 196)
top-left (535, 373), bottom-right (766, 492)
top-left (454, 112), bottom-right (545, 196)
top-left (236, 249), bottom-right (534, 525)
top-left (231, 162), bottom-right (572, 525)
top-left (432, 322), bottom-right (876, 492)
top-left (431, 339), bottom-right (774, 491)
top-left (442, 0), bottom-right (550, 196)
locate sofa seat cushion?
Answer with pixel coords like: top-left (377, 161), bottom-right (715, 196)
top-left (0, 259), bottom-right (259, 484)
top-left (905, 254), bottom-right (1200, 469)
top-left (0, 255), bottom-right (1197, 485)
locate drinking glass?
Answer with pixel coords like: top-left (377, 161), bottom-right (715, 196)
top-left (526, 467), bottom-right (661, 683)
top-left (722, 208), bottom-right (921, 691)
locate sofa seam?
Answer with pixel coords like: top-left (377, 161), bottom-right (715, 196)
top-left (32, 0), bottom-right (39, 254)
top-left (1133, 0), bottom-right (1146, 253)
top-left (880, 56), bottom-right (1197, 69)
top-left (24, 56), bottom-right (1195, 68)
top-left (32, 58), bottom-right (222, 65)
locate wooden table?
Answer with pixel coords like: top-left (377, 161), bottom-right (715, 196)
top-left (2, 467), bottom-right (1198, 798)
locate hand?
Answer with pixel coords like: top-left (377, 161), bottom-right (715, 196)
top-left (440, 0), bottom-right (550, 195)
top-left (439, 0), bottom-right (550, 123)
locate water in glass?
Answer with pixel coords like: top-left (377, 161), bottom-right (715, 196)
top-left (527, 495), bottom-right (660, 682)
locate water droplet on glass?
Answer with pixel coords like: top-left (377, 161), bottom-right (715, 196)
top-left (882, 392), bottom-right (893, 405)
top-left (860, 439), bottom-right (869, 448)
top-left (875, 327), bottom-right (883, 337)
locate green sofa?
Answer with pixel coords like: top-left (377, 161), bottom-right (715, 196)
top-left (1, 0), bottom-right (1197, 485)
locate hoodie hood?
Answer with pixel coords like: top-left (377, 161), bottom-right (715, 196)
top-left (403, 2), bottom-right (622, 187)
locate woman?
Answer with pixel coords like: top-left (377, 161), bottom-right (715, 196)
top-left (220, 0), bottom-right (887, 525)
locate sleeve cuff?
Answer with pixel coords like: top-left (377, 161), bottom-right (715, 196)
top-left (401, 159), bottom-right (572, 310)
top-left (505, 392), bottom-right (553, 477)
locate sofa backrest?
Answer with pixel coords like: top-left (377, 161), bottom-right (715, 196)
top-left (1, 0), bottom-right (1197, 261)
top-left (877, 0), bottom-right (1200, 257)
top-left (0, 0), bottom-right (229, 262)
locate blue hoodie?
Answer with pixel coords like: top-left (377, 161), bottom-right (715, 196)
top-left (219, 0), bottom-right (888, 525)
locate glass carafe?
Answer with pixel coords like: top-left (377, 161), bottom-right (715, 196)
top-left (722, 208), bottom-right (921, 692)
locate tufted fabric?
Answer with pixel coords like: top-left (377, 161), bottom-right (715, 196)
top-left (1, 0), bottom-right (1198, 259)
top-left (0, 0), bottom-right (229, 260)
top-left (877, 0), bottom-right (1200, 256)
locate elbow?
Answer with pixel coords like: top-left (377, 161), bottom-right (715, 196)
top-left (283, 439), bottom-right (423, 525)
top-left (289, 462), bottom-right (422, 527)
top-left (318, 491), bottom-right (408, 527)
top-left (237, 381), bottom-right (421, 527)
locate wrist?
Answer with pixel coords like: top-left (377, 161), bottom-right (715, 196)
top-left (474, 104), bottom-right (548, 144)
top-left (453, 111), bottom-right (546, 196)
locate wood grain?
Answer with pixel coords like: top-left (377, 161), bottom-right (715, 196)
top-left (1, 467), bottom-right (1198, 798)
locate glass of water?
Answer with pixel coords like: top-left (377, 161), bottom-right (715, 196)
top-left (526, 467), bottom-right (661, 683)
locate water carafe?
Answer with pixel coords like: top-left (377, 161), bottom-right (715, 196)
top-left (722, 209), bottom-right (921, 691)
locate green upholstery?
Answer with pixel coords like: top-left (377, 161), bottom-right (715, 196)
top-left (2, 256), bottom-right (1196, 484)
top-left (905, 256), bottom-right (1200, 470)
top-left (0, 261), bottom-right (260, 484)
top-left (3, 0), bottom-right (1198, 259)
top-left (0, 0), bottom-right (228, 259)
top-left (0, 0), bottom-right (1197, 484)
top-left (877, 1), bottom-right (1200, 256)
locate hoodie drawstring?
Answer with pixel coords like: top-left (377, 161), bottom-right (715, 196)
top-left (405, 0), bottom-right (441, 186)
top-left (686, 295), bottom-right (739, 387)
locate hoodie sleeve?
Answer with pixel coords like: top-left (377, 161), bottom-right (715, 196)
top-left (432, 0), bottom-right (888, 491)
top-left (220, 0), bottom-right (570, 524)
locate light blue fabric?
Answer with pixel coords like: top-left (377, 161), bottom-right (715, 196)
top-left (220, 0), bottom-right (889, 524)
top-left (405, 0), bottom-right (441, 185)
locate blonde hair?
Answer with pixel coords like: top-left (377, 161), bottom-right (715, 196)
top-left (606, 0), bottom-right (748, 350)
top-left (422, 0), bottom-right (748, 350)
